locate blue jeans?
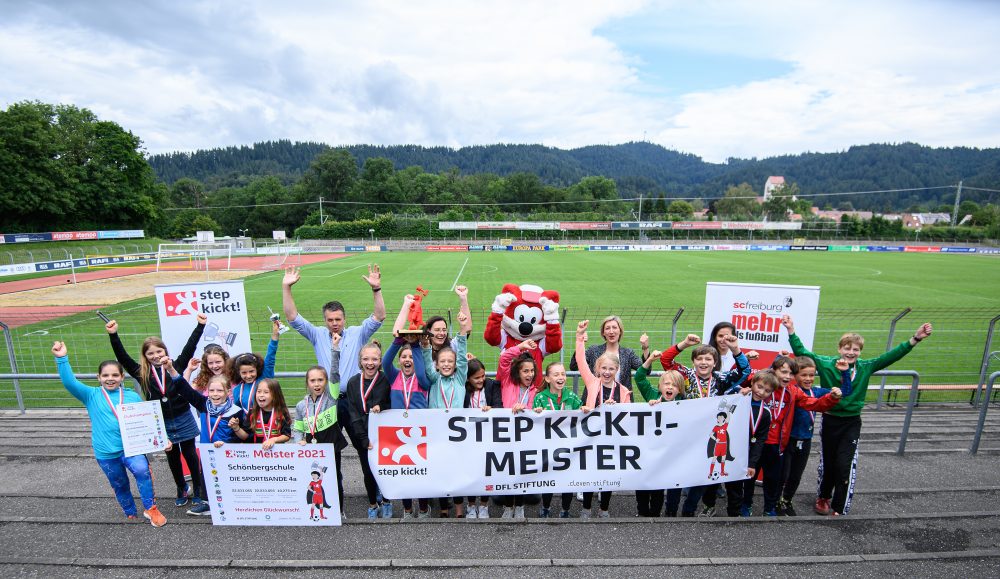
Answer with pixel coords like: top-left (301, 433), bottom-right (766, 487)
top-left (96, 454), bottom-right (156, 516)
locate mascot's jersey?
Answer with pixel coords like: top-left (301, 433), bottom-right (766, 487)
top-left (484, 283), bottom-right (562, 389)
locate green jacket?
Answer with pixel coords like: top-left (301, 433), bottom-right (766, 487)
top-left (532, 388), bottom-right (582, 410)
top-left (789, 333), bottom-right (914, 417)
top-left (634, 365), bottom-right (660, 402)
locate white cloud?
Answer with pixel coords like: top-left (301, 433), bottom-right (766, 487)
top-left (0, 0), bottom-right (998, 162)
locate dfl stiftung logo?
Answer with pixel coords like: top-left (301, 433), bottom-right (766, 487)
top-left (163, 290), bottom-right (199, 317)
top-left (377, 426), bottom-right (428, 466)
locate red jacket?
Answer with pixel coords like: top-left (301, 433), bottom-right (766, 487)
top-left (765, 383), bottom-right (838, 452)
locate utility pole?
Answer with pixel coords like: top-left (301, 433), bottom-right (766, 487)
top-left (951, 181), bottom-right (962, 226)
top-left (637, 194), bottom-right (643, 223)
top-left (319, 197), bottom-right (325, 225)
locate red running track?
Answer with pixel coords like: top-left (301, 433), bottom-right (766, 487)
top-left (0, 253), bottom-right (349, 328)
top-left (0, 254), bottom-right (349, 295)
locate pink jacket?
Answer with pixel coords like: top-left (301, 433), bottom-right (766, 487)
top-left (498, 345), bottom-right (538, 408)
top-left (576, 338), bottom-right (632, 408)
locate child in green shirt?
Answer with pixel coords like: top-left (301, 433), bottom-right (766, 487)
top-left (532, 362), bottom-right (585, 518)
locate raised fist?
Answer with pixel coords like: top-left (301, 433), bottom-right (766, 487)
top-left (491, 292), bottom-right (516, 315)
top-left (539, 296), bottom-right (559, 322)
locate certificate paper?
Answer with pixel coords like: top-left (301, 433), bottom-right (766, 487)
top-left (119, 400), bottom-right (168, 457)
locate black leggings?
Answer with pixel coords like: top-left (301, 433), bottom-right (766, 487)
top-left (635, 490), bottom-right (665, 516)
top-left (542, 493), bottom-right (573, 511)
top-left (781, 437), bottom-right (811, 501)
top-left (582, 491), bottom-right (611, 511)
top-left (165, 438), bottom-right (203, 499)
top-left (819, 414), bottom-right (861, 514)
top-left (356, 445), bottom-right (380, 506)
top-left (403, 498), bottom-right (430, 511)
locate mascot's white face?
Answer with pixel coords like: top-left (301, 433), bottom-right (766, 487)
top-left (502, 302), bottom-right (546, 342)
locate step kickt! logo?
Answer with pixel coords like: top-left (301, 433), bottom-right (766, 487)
top-left (163, 290), bottom-right (199, 316)
top-left (377, 426), bottom-right (428, 465)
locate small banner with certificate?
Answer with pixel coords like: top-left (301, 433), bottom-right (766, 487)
top-left (369, 396), bottom-right (751, 497)
top-left (119, 400), bottom-right (168, 457)
top-left (198, 443), bottom-right (341, 526)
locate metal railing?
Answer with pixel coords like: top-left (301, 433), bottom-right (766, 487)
top-left (970, 371), bottom-right (1000, 455)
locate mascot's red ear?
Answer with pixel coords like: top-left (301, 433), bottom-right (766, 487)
top-left (542, 290), bottom-right (560, 304)
top-left (501, 283), bottom-right (522, 299)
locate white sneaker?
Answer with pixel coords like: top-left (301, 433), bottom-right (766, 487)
top-left (597, 509), bottom-right (610, 519)
top-left (514, 506), bottom-right (525, 520)
top-left (580, 509), bottom-right (592, 519)
top-left (500, 506), bottom-right (514, 519)
top-left (478, 504), bottom-right (490, 519)
top-left (576, 492), bottom-right (584, 502)
top-left (465, 507), bottom-right (477, 519)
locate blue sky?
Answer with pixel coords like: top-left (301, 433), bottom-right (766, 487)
top-left (1, 0), bottom-right (997, 162)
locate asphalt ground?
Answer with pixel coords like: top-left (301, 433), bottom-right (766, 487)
top-left (0, 405), bottom-right (998, 576)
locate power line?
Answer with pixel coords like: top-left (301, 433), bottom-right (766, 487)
top-left (163, 184), bottom-right (960, 212)
top-left (960, 185), bottom-right (1000, 194)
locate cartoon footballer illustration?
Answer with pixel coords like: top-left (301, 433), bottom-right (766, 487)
top-left (708, 399), bottom-right (737, 479)
top-left (306, 463), bottom-right (331, 521)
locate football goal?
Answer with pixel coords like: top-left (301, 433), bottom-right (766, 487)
top-left (156, 243), bottom-right (232, 272)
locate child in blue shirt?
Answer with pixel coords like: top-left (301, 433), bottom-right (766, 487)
top-left (53, 340), bottom-right (167, 527)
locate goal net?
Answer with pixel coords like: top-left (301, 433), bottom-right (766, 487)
top-left (258, 240), bottom-right (303, 270)
top-left (156, 243), bottom-right (232, 272)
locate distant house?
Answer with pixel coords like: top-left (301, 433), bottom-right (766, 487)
top-left (809, 208), bottom-right (874, 221)
top-left (900, 213), bottom-right (952, 228)
top-left (763, 176), bottom-right (785, 200)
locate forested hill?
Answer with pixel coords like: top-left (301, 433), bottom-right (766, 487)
top-left (148, 140), bottom-right (1000, 207)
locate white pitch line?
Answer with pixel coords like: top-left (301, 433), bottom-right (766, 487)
top-left (450, 257), bottom-right (469, 291)
top-left (324, 264), bottom-right (370, 279)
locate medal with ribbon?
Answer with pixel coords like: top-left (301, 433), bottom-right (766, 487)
top-left (101, 387), bottom-right (124, 419)
top-left (258, 410), bottom-right (275, 442)
top-left (151, 366), bottom-right (168, 402)
top-left (360, 373), bottom-right (378, 413)
top-left (401, 373), bottom-right (416, 416)
top-left (749, 403), bottom-right (765, 442)
top-left (309, 391), bottom-right (325, 441)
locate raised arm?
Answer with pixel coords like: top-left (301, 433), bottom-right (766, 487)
top-left (262, 322), bottom-right (280, 379)
top-left (363, 263), bottom-right (386, 322)
top-left (575, 321), bottom-right (597, 387)
top-left (52, 342), bottom-right (91, 403)
top-left (391, 295), bottom-right (414, 336)
top-left (281, 266), bottom-right (301, 322)
top-left (634, 350), bottom-right (660, 402)
top-left (455, 285), bottom-right (472, 334)
top-left (871, 323), bottom-right (931, 372)
top-left (105, 320), bottom-right (141, 379)
top-left (175, 313), bottom-right (208, 370)
top-left (382, 337), bottom-right (404, 384)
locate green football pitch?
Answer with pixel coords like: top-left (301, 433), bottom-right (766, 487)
top-left (2, 250), bottom-right (999, 407)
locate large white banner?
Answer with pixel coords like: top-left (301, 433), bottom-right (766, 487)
top-left (704, 282), bottom-right (821, 371)
top-left (198, 443), bottom-right (341, 526)
top-left (119, 400), bottom-right (168, 457)
top-left (369, 397), bottom-right (750, 497)
top-left (155, 280), bottom-right (252, 359)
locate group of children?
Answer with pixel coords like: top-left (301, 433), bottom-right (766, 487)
top-left (55, 274), bottom-right (933, 526)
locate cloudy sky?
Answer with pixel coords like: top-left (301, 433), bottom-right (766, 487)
top-left (2, 0), bottom-right (998, 162)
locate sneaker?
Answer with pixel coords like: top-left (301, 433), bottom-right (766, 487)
top-left (739, 505), bottom-right (752, 517)
top-left (539, 507), bottom-right (551, 518)
top-left (500, 506), bottom-right (514, 519)
top-left (417, 509), bottom-right (431, 519)
top-left (174, 485), bottom-right (191, 507)
top-left (831, 511), bottom-right (841, 517)
top-left (576, 492), bottom-right (584, 502)
top-left (380, 501), bottom-right (393, 519)
top-left (186, 500), bottom-right (211, 516)
top-left (783, 501), bottom-right (797, 516)
top-left (559, 510), bottom-right (570, 519)
top-left (580, 509), bottom-right (592, 519)
top-left (143, 506), bottom-right (167, 527)
top-left (125, 514), bottom-right (137, 521)
top-left (367, 506), bottom-right (379, 520)
top-left (814, 497), bottom-right (832, 516)
top-left (402, 510), bottom-right (414, 520)
top-left (763, 508), bottom-right (778, 517)
top-left (597, 509), bottom-right (610, 519)
top-left (699, 505), bottom-right (716, 518)
top-left (477, 504), bottom-right (490, 519)
top-left (513, 506), bottom-right (525, 520)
